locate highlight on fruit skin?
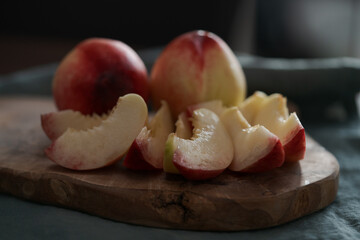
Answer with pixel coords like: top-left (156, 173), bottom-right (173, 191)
top-left (44, 94), bottom-right (148, 170)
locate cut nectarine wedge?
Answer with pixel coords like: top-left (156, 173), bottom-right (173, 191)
top-left (45, 94), bottom-right (147, 170)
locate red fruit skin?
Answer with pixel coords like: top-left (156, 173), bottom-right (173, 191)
top-left (41, 113), bottom-right (57, 141)
top-left (241, 139), bottom-right (285, 173)
top-left (172, 150), bottom-right (225, 180)
top-left (183, 109), bottom-right (195, 132)
top-left (53, 38), bottom-right (149, 115)
top-left (123, 141), bottom-right (157, 171)
top-left (284, 128), bottom-right (306, 162)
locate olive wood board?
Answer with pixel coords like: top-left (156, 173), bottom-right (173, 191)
top-left (0, 97), bottom-right (339, 231)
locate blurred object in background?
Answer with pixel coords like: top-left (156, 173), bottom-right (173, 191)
top-left (253, 0), bottom-right (360, 58)
top-left (0, 1), bottom-right (238, 47)
top-left (2, 0), bottom-right (360, 73)
top-left (0, 0), bottom-right (238, 74)
top-left (229, 0), bottom-right (360, 122)
top-left (0, 36), bottom-right (79, 75)
top-left (229, 0), bottom-right (257, 55)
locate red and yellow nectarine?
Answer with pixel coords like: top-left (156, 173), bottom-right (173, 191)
top-left (53, 38), bottom-right (149, 115)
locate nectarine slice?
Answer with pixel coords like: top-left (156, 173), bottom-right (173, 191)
top-left (165, 108), bottom-right (233, 180)
top-left (45, 94), bottom-right (147, 170)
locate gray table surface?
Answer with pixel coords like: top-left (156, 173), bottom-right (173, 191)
top-left (1, 55), bottom-right (360, 239)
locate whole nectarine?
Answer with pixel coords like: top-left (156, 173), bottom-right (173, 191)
top-left (150, 30), bottom-right (246, 118)
top-left (53, 38), bottom-right (149, 115)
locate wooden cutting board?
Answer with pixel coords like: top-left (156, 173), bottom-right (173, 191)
top-left (0, 97), bottom-right (339, 231)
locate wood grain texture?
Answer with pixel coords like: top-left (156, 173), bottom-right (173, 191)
top-left (0, 97), bottom-right (339, 231)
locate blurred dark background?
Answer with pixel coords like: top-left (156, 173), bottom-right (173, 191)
top-left (1, 0), bottom-right (360, 74)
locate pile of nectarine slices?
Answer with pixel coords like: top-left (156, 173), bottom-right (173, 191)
top-left (239, 91), bottom-right (306, 162)
top-left (41, 31), bottom-right (305, 180)
top-left (41, 91), bottom-right (305, 180)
